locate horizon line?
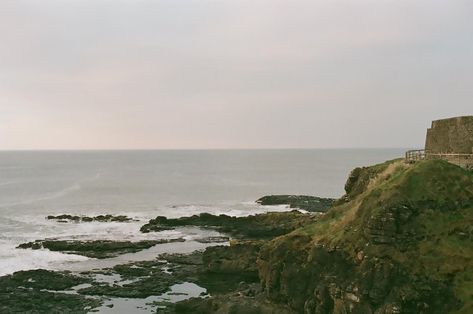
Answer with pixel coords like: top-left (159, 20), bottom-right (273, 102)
top-left (0, 147), bottom-right (414, 152)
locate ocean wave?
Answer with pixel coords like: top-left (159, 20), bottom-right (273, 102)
top-left (0, 240), bottom-right (89, 277)
top-left (0, 201), bottom-right (293, 276)
top-left (163, 202), bottom-right (290, 219)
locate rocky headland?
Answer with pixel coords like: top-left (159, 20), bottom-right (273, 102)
top-left (171, 159), bottom-right (473, 313)
top-left (2, 158), bottom-right (472, 313)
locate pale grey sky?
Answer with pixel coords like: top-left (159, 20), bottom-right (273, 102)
top-left (0, 0), bottom-right (472, 149)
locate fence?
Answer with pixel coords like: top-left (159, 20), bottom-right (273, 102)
top-left (405, 149), bottom-right (426, 163)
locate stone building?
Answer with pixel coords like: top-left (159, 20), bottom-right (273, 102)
top-left (425, 116), bottom-right (473, 154)
top-left (424, 116), bottom-right (473, 168)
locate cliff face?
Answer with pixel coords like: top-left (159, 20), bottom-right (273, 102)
top-left (257, 159), bottom-right (473, 314)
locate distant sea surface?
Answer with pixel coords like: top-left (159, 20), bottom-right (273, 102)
top-left (0, 149), bottom-right (405, 275)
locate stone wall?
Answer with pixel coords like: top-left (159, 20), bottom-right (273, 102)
top-left (425, 116), bottom-right (473, 154)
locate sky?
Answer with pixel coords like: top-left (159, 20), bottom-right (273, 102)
top-left (0, 0), bottom-right (472, 150)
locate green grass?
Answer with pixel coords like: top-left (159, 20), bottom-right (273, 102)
top-left (289, 159), bottom-right (473, 312)
top-left (454, 269), bottom-right (473, 314)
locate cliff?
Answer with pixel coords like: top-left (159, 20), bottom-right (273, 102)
top-left (257, 159), bottom-right (473, 313)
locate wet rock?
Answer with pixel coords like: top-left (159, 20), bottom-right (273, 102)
top-left (0, 270), bottom-right (101, 313)
top-left (17, 238), bottom-right (185, 258)
top-left (77, 252), bottom-right (205, 299)
top-left (256, 195), bottom-right (335, 212)
top-left (195, 236), bottom-right (230, 243)
top-left (0, 269), bottom-right (91, 291)
top-left (46, 214), bottom-right (135, 223)
top-left (141, 211), bottom-right (315, 239)
top-left (78, 272), bottom-right (176, 298)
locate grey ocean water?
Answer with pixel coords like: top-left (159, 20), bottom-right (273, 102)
top-left (0, 149), bottom-right (404, 276)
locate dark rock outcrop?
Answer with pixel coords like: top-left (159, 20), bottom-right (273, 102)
top-left (47, 214), bottom-right (134, 223)
top-left (0, 270), bottom-right (101, 313)
top-left (141, 211), bottom-right (315, 239)
top-left (256, 195), bottom-right (335, 212)
top-left (18, 238), bottom-right (185, 258)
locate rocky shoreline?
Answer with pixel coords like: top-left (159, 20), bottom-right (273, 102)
top-left (2, 209), bottom-right (313, 313)
top-left (2, 159), bottom-right (472, 313)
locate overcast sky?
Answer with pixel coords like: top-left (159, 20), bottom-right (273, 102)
top-left (0, 0), bottom-right (472, 150)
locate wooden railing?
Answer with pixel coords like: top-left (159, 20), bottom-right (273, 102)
top-left (405, 149), bottom-right (426, 163)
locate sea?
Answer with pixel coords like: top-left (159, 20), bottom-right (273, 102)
top-left (0, 149), bottom-right (405, 278)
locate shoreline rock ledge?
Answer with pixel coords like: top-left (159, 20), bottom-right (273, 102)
top-left (256, 195), bottom-right (335, 212)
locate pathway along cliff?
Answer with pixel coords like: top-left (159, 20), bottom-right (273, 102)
top-left (1, 158), bottom-right (472, 313)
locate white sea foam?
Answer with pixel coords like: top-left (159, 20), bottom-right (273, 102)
top-left (3, 214), bottom-right (171, 243)
top-left (0, 189), bottom-right (305, 277)
top-left (0, 240), bottom-right (89, 277)
top-left (0, 211), bottom-right (229, 276)
top-left (0, 202), bottom-right (293, 276)
top-left (160, 202), bottom-right (290, 219)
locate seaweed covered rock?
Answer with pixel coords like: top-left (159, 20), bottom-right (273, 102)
top-left (0, 269), bottom-right (90, 291)
top-left (141, 211), bottom-right (315, 239)
top-left (18, 238), bottom-right (185, 258)
top-left (256, 195), bottom-right (335, 212)
top-left (0, 270), bottom-right (100, 313)
top-left (46, 214), bottom-right (134, 223)
top-left (78, 252), bottom-right (204, 299)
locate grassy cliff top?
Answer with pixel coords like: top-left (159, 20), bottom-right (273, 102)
top-left (285, 159), bottom-right (473, 313)
top-left (301, 159), bottom-right (473, 238)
